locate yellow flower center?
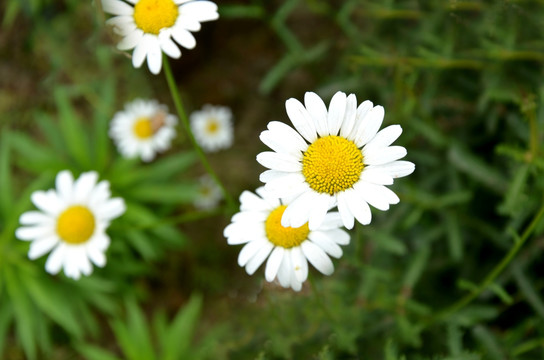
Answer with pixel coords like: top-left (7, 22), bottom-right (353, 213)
top-left (302, 135), bottom-right (364, 195)
top-left (205, 118), bottom-right (219, 134)
top-left (56, 205), bottom-right (96, 245)
top-left (133, 118), bottom-right (153, 139)
top-left (265, 205), bottom-right (310, 248)
top-left (133, 0), bottom-right (179, 35)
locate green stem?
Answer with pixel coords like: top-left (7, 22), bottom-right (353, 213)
top-left (162, 56), bottom-right (236, 212)
top-left (425, 199), bottom-right (544, 326)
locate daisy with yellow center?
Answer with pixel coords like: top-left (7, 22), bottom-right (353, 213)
top-left (102, 0), bottom-right (219, 74)
top-left (224, 187), bottom-right (350, 291)
top-left (190, 104), bottom-right (234, 153)
top-left (193, 175), bottom-right (223, 210)
top-left (109, 99), bottom-right (178, 162)
top-left (15, 171), bottom-right (126, 280)
top-left (257, 91), bottom-right (415, 231)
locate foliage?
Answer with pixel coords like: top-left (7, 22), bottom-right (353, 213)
top-left (1, 0), bottom-right (544, 359)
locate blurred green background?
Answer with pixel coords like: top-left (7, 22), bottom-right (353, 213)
top-left (1, 0), bottom-right (544, 359)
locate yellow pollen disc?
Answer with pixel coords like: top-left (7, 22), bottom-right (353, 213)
top-left (205, 119), bottom-right (220, 134)
top-left (265, 205), bottom-right (310, 248)
top-left (133, 0), bottom-right (179, 35)
top-left (133, 118), bottom-right (153, 139)
top-left (56, 205), bottom-right (96, 245)
top-left (302, 135), bottom-right (364, 195)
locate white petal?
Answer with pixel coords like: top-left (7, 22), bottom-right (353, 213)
top-left (179, 1), bottom-right (219, 22)
top-left (355, 105), bottom-right (384, 147)
top-left (31, 190), bottom-right (64, 216)
top-left (307, 193), bottom-right (333, 231)
top-left (261, 121), bottom-right (308, 156)
top-left (73, 172), bottom-right (99, 203)
top-left (304, 92), bottom-right (328, 137)
top-left (88, 248), bottom-right (106, 267)
top-left (360, 168), bottom-right (394, 185)
top-left (345, 189), bottom-right (372, 225)
top-left (277, 251), bottom-right (292, 288)
top-left (238, 239), bottom-right (267, 267)
top-left (171, 27), bottom-right (196, 49)
top-left (363, 124), bottom-right (403, 152)
top-left (281, 191), bottom-right (318, 228)
top-left (28, 236), bottom-right (59, 259)
top-left (308, 231), bottom-right (343, 258)
top-left (117, 29), bottom-right (144, 50)
top-left (320, 228), bottom-right (350, 245)
top-left (239, 190), bottom-right (271, 212)
top-left (245, 241), bottom-right (274, 275)
top-left (132, 35), bottom-right (150, 68)
top-left (355, 182), bottom-right (399, 210)
top-left (364, 146), bottom-right (407, 165)
top-left (19, 211), bottom-right (53, 226)
top-left (290, 246), bottom-right (308, 283)
top-left (96, 198), bottom-right (126, 220)
top-left (262, 172), bottom-right (308, 199)
top-left (15, 226), bottom-right (53, 241)
top-left (45, 244), bottom-right (66, 275)
top-left (285, 98), bottom-right (317, 143)
top-left (56, 170), bottom-right (74, 203)
top-left (340, 94), bottom-right (357, 138)
top-left (145, 37), bottom-right (163, 74)
top-left (319, 212), bottom-right (343, 230)
top-left (369, 161), bottom-right (415, 179)
top-left (327, 91), bottom-right (347, 136)
top-left (102, 0), bottom-right (134, 16)
top-left (337, 192), bottom-right (354, 230)
top-left (265, 247), bottom-right (284, 282)
top-left (256, 151), bottom-right (302, 172)
top-left (158, 34), bottom-right (181, 58)
top-left (301, 241), bottom-right (334, 275)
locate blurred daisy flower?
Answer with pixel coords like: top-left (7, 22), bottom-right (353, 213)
top-left (257, 91), bottom-right (415, 231)
top-left (224, 187), bottom-right (349, 291)
top-left (110, 99), bottom-right (177, 162)
top-left (15, 170), bottom-right (126, 280)
top-left (190, 104), bottom-right (234, 152)
top-left (102, 0), bottom-right (219, 74)
top-left (193, 175), bottom-right (222, 210)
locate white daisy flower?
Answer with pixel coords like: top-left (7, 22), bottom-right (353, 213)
top-left (190, 104), bottom-right (234, 152)
top-left (109, 99), bottom-right (177, 162)
top-left (102, 0), bottom-right (219, 74)
top-left (256, 91), bottom-right (415, 231)
top-left (224, 187), bottom-right (350, 291)
top-left (15, 170), bottom-right (126, 280)
top-left (193, 175), bottom-right (222, 210)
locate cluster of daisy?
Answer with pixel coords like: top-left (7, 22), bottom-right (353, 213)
top-left (224, 91), bottom-right (415, 291)
top-left (15, 1), bottom-right (414, 290)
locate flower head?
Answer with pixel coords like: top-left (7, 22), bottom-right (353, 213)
top-left (257, 91), bottom-right (415, 231)
top-left (224, 187), bottom-right (350, 291)
top-left (15, 170), bottom-right (126, 280)
top-left (190, 104), bottom-right (234, 152)
top-left (102, 0), bottom-right (219, 74)
top-left (110, 99), bottom-right (177, 162)
top-left (193, 175), bottom-right (223, 210)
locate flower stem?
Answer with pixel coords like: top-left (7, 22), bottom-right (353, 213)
top-left (425, 199), bottom-right (544, 326)
top-left (162, 56), bottom-right (236, 211)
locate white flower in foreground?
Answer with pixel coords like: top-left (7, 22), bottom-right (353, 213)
top-left (110, 99), bottom-right (177, 162)
top-left (15, 170), bottom-right (126, 280)
top-left (224, 187), bottom-right (350, 291)
top-left (102, 0), bottom-right (219, 74)
top-left (257, 91), bottom-right (415, 231)
top-left (190, 105), bottom-right (234, 152)
top-left (193, 175), bottom-right (222, 210)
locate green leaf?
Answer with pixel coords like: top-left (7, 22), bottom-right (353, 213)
top-left (76, 344), bottom-right (123, 360)
top-left (9, 131), bottom-right (66, 173)
top-left (4, 266), bottom-right (38, 360)
top-left (498, 163), bottom-right (530, 215)
top-left (512, 262), bottom-right (544, 319)
top-left (24, 274), bottom-right (84, 338)
top-left (124, 183), bottom-right (199, 204)
top-left (487, 282), bottom-right (513, 305)
top-left (0, 129), bottom-right (13, 219)
top-left (402, 245), bottom-right (430, 289)
top-left (92, 78), bottom-right (116, 172)
top-left (161, 294), bottom-right (203, 360)
top-left (0, 299), bottom-right (13, 356)
top-left (123, 300), bottom-right (156, 360)
top-left (54, 87), bottom-right (91, 168)
top-left (125, 230), bottom-right (159, 261)
top-left (35, 111), bottom-right (66, 155)
top-left (445, 212), bottom-right (463, 262)
top-left (372, 232), bottom-right (407, 255)
top-left (472, 325), bottom-right (505, 360)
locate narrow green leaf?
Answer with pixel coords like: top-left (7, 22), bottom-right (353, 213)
top-left (124, 300), bottom-right (156, 360)
top-left (0, 299), bottom-right (13, 356)
top-left (472, 325), bottom-right (505, 360)
top-left (445, 212), bottom-right (463, 262)
top-left (92, 78), bottom-right (115, 172)
top-left (124, 183), bottom-right (198, 204)
top-left (402, 245), bottom-right (430, 289)
top-left (372, 233), bottom-right (407, 255)
top-left (4, 266), bottom-right (38, 360)
top-left (447, 324), bottom-right (462, 356)
top-left (448, 144), bottom-right (508, 193)
top-left (54, 87), bottom-right (91, 168)
top-left (0, 129), bottom-right (13, 219)
top-left (9, 131), bottom-right (66, 173)
top-left (76, 344), bottom-right (123, 360)
top-left (512, 262), bottom-right (544, 319)
top-left (35, 111), bottom-right (66, 155)
top-left (498, 163), bottom-right (530, 215)
top-left (125, 230), bottom-right (159, 261)
top-left (162, 294), bottom-right (203, 360)
top-left (487, 282), bottom-right (513, 305)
